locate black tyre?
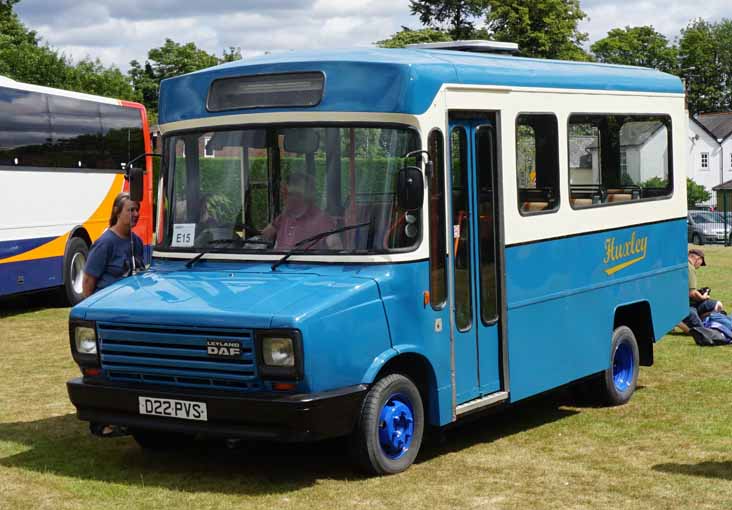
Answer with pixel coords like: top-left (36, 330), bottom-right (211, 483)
top-left (351, 373), bottom-right (424, 475)
top-left (131, 428), bottom-right (193, 450)
top-left (692, 233), bottom-right (704, 245)
top-left (599, 326), bottom-right (640, 406)
top-left (62, 237), bottom-right (89, 306)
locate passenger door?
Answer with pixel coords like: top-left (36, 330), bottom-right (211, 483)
top-left (448, 115), bottom-right (502, 404)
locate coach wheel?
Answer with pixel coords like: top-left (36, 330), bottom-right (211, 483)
top-left (131, 428), bottom-right (193, 450)
top-left (600, 326), bottom-right (639, 406)
top-left (62, 237), bottom-right (89, 306)
top-left (692, 233), bottom-right (704, 245)
top-left (351, 373), bottom-right (424, 475)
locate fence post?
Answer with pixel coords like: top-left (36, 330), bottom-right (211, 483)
top-left (725, 192), bottom-right (729, 246)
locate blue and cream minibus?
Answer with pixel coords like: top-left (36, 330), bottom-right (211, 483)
top-left (67, 42), bottom-right (688, 474)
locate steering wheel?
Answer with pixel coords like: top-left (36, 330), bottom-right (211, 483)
top-left (234, 222), bottom-right (263, 236)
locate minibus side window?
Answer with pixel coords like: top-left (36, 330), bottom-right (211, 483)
top-left (451, 127), bottom-right (472, 331)
top-left (516, 114), bottom-right (560, 215)
top-left (476, 126), bottom-right (499, 323)
top-left (568, 114), bottom-right (673, 207)
top-left (428, 129), bottom-right (447, 309)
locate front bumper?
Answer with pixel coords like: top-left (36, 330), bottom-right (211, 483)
top-left (67, 377), bottom-right (367, 442)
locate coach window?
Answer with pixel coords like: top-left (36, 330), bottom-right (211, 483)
top-left (568, 114), bottom-right (672, 208)
top-left (49, 95), bottom-right (103, 170)
top-left (101, 104), bottom-right (144, 170)
top-left (0, 88), bottom-right (52, 168)
top-left (428, 129), bottom-right (447, 309)
top-left (516, 114), bottom-right (559, 215)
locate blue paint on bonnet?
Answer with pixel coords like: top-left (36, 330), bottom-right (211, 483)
top-left (158, 48), bottom-right (683, 124)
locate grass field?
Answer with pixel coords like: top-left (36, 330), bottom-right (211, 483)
top-left (1, 246), bottom-right (732, 509)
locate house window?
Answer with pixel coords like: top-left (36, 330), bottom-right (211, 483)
top-left (701, 152), bottom-right (709, 170)
top-left (620, 149), bottom-right (628, 176)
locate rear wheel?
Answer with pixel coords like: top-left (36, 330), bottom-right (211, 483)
top-left (600, 326), bottom-right (639, 406)
top-left (351, 373), bottom-right (424, 475)
top-left (62, 237), bottom-right (88, 305)
top-left (692, 233), bottom-right (704, 245)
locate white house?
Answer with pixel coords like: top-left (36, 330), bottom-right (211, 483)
top-left (688, 113), bottom-right (732, 194)
top-left (569, 121), bottom-right (668, 186)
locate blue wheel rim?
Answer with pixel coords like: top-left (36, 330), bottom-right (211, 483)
top-left (613, 341), bottom-right (634, 392)
top-left (378, 392), bottom-right (414, 460)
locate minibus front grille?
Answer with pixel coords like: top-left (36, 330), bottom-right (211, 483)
top-left (97, 322), bottom-right (261, 391)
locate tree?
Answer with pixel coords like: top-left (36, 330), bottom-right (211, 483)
top-left (409, 0), bottom-right (490, 39)
top-left (679, 18), bottom-right (732, 114)
top-left (221, 46), bottom-right (243, 63)
top-left (687, 178), bottom-right (711, 207)
top-left (66, 59), bottom-right (135, 100)
top-left (130, 39), bottom-right (237, 116)
top-left (377, 27), bottom-right (452, 48)
top-left (591, 26), bottom-right (678, 73)
top-left (0, 0), bottom-right (36, 46)
top-left (484, 0), bottom-right (590, 60)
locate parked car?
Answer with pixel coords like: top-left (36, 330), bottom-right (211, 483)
top-left (688, 210), bottom-right (732, 244)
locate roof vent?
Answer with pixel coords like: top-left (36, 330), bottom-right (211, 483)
top-left (407, 40), bottom-right (519, 54)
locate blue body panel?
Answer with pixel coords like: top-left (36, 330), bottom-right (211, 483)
top-left (504, 219), bottom-right (688, 402)
top-left (0, 256), bottom-right (62, 296)
top-left (158, 48), bottom-right (683, 123)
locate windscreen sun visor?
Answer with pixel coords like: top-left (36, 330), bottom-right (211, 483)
top-left (282, 128), bottom-right (320, 154)
top-left (207, 72), bottom-right (325, 111)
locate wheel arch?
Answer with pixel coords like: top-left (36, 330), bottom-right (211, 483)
top-left (65, 226), bottom-right (92, 253)
top-left (363, 347), bottom-right (440, 426)
top-left (614, 301), bottom-right (655, 367)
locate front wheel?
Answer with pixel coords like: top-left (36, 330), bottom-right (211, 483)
top-left (62, 237), bottom-right (88, 305)
top-left (351, 373), bottom-right (424, 475)
top-left (600, 326), bottom-right (640, 406)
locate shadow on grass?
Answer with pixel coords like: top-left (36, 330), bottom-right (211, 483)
top-left (0, 289), bottom-right (67, 318)
top-left (419, 388), bottom-right (580, 463)
top-left (0, 390), bottom-right (582, 492)
top-left (0, 413), bottom-right (358, 493)
top-left (653, 461), bottom-right (732, 480)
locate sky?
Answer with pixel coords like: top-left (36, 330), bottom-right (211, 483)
top-left (13, 0), bottom-right (732, 72)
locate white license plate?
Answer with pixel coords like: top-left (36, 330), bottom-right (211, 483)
top-left (138, 396), bottom-right (208, 421)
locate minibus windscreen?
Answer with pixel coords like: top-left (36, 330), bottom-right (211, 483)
top-left (160, 125), bottom-right (420, 255)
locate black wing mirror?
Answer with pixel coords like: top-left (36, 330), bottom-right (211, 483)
top-left (123, 152), bottom-right (160, 202)
top-left (397, 149), bottom-right (430, 211)
top-left (397, 166), bottom-right (424, 211)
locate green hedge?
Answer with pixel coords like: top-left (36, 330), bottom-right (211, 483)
top-left (171, 156), bottom-right (402, 227)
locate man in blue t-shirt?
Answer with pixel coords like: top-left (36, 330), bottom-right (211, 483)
top-left (82, 193), bottom-right (144, 297)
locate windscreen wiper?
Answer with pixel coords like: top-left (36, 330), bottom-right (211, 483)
top-left (185, 250), bottom-right (208, 268)
top-left (271, 221), bottom-right (370, 271)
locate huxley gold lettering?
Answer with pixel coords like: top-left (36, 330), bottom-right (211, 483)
top-left (603, 231), bottom-right (648, 276)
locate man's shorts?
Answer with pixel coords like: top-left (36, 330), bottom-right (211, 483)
top-left (694, 299), bottom-right (720, 315)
